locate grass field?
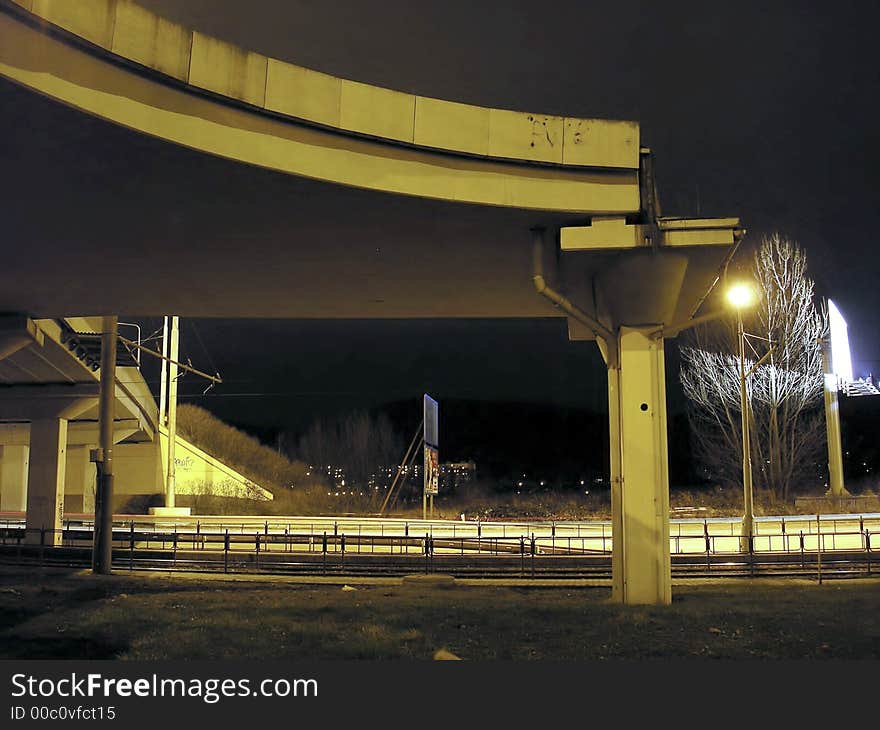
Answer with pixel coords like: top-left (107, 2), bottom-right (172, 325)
top-left (1, 567), bottom-right (878, 660)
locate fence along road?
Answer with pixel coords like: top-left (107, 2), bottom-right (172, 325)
top-left (1, 512), bottom-right (876, 557)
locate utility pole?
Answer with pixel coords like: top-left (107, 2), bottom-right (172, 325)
top-left (159, 315), bottom-right (169, 426)
top-left (166, 316), bottom-right (179, 509)
top-left (117, 319), bottom-right (218, 519)
top-left (92, 316), bottom-right (117, 574)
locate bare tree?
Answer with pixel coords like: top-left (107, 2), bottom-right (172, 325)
top-left (679, 234), bottom-right (828, 501)
top-left (294, 411), bottom-right (402, 501)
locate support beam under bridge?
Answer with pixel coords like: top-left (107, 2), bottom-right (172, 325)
top-left (608, 328), bottom-right (671, 605)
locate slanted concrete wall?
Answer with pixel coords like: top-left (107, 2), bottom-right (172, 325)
top-left (0, 422), bottom-right (271, 516)
top-left (108, 430), bottom-right (274, 510)
top-left (157, 428), bottom-right (273, 502)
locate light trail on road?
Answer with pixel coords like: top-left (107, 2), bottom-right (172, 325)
top-left (1, 512), bottom-right (876, 556)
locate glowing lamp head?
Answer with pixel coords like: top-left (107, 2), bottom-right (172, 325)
top-left (726, 282), bottom-right (754, 310)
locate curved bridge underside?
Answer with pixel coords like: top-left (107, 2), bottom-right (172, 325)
top-left (0, 0), bottom-right (669, 323)
top-left (0, 0), bottom-right (737, 331)
top-left (0, 0), bottom-right (640, 211)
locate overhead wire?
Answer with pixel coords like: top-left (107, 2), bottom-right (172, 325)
top-left (189, 320), bottom-right (221, 379)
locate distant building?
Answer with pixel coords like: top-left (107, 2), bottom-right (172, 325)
top-left (316, 459), bottom-right (477, 496)
top-left (439, 461), bottom-right (476, 490)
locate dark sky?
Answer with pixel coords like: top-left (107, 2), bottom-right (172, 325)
top-left (136, 4), bottom-right (877, 310)
top-left (22, 2), bottom-right (880, 437)
top-left (132, 317), bottom-right (611, 435)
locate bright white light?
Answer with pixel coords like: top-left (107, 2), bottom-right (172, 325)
top-left (829, 299), bottom-right (853, 382)
top-left (726, 282), bottom-right (754, 309)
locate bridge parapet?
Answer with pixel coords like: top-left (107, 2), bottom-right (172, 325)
top-left (8, 0), bottom-right (639, 171)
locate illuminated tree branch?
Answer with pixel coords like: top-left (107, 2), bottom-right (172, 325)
top-left (679, 234), bottom-right (828, 501)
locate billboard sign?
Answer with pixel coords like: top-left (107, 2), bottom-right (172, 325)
top-left (423, 394), bottom-right (439, 495)
top-left (424, 445), bottom-right (439, 495)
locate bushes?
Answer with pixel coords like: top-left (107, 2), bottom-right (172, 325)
top-left (176, 405), bottom-right (310, 492)
top-left (174, 405), bottom-right (821, 520)
top-left (173, 405), bottom-right (410, 515)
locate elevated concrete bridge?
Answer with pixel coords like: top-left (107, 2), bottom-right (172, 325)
top-left (0, 0), bottom-right (744, 603)
top-left (0, 315), bottom-right (158, 542)
top-left (0, 315), bottom-right (272, 541)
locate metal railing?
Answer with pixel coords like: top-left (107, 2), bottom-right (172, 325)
top-left (0, 520), bottom-right (873, 581)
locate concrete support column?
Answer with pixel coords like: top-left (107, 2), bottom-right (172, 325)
top-left (609, 327), bottom-right (671, 605)
top-left (0, 444), bottom-right (29, 512)
top-left (64, 445), bottom-right (96, 515)
top-left (25, 419), bottom-right (67, 546)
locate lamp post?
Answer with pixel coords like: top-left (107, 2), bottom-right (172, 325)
top-left (824, 300), bottom-right (850, 497)
top-left (727, 283), bottom-right (755, 551)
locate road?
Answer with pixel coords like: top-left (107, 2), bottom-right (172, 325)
top-left (2, 512), bottom-right (874, 556)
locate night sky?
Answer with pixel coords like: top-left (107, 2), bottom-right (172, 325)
top-left (9, 2), bottom-right (880, 460)
top-left (131, 316), bottom-right (611, 434)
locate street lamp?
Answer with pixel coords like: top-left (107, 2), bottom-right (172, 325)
top-left (727, 283), bottom-right (753, 310)
top-left (726, 282), bottom-right (756, 551)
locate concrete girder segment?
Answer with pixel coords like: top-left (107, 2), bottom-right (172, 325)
top-left (0, 0), bottom-right (641, 320)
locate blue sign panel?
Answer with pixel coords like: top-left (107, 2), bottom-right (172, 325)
top-left (423, 394), bottom-right (439, 449)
